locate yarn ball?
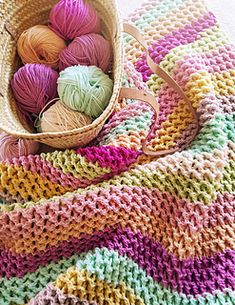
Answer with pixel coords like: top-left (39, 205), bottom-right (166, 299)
top-left (0, 133), bottom-right (39, 161)
top-left (57, 65), bottom-right (113, 119)
top-left (11, 64), bottom-right (58, 116)
top-left (59, 33), bottom-right (112, 72)
top-left (49, 0), bottom-right (100, 40)
top-left (38, 100), bottom-right (92, 132)
top-left (17, 25), bottom-right (66, 69)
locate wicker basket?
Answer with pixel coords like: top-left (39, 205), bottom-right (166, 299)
top-left (0, 1), bottom-right (198, 154)
top-left (0, 0), bottom-right (124, 148)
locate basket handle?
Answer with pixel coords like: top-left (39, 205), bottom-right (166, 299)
top-left (122, 23), bottom-right (199, 157)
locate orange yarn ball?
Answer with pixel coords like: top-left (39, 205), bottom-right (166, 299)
top-left (17, 25), bottom-right (66, 69)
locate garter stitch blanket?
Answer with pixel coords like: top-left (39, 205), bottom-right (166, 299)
top-left (1, 0), bottom-right (235, 304)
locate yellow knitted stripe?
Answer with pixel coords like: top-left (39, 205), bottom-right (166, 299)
top-left (142, 68), bottom-right (235, 151)
top-left (55, 267), bottom-right (145, 305)
top-left (150, 100), bottom-right (194, 150)
top-left (41, 149), bottom-right (111, 179)
top-left (211, 70), bottom-right (235, 96)
top-left (107, 99), bottom-right (194, 152)
top-left (185, 69), bottom-right (235, 108)
top-left (0, 153), bottom-right (224, 213)
top-left (0, 163), bottom-right (72, 202)
top-left (185, 71), bottom-right (213, 108)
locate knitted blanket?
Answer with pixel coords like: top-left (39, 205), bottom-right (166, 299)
top-left (1, 0), bottom-right (235, 304)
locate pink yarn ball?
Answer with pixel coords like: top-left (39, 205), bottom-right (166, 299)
top-left (59, 33), bottom-right (112, 72)
top-left (11, 64), bottom-right (58, 116)
top-left (49, 0), bottom-right (101, 40)
top-left (0, 133), bottom-right (39, 162)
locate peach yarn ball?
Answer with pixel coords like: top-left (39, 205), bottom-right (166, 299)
top-left (17, 25), bottom-right (66, 69)
top-left (39, 101), bottom-right (92, 133)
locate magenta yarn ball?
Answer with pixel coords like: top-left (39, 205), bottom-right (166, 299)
top-left (48, 0), bottom-right (101, 40)
top-left (59, 33), bottom-right (112, 72)
top-left (11, 64), bottom-right (58, 115)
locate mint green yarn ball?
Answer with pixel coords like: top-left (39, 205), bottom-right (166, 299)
top-left (57, 65), bottom-right (113, 119)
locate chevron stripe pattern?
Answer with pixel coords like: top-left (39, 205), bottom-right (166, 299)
top-left (1, 0), bottom-right (235, 304)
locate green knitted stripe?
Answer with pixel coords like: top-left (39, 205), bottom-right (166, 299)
top-left (100, 111), bottom-right (152, 145)
top-left (124, 0), bottom-right (184, 44)
top-left (40, 149), bottom-right (111, 178)
top-left (219, 160), bottom-right (235, 193)
top-left (0, 254), bottom-right (79, 305)
top-left (76, 247), bottom-right (235, 305)
top-left (2, 247), bottom-right (234, 305)
top-left (189, 113), bottom-right (235, 153)
top-left (116, 166), bottom-right (219, 204)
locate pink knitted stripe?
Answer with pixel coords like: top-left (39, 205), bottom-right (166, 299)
top-left (135, 11), bottom-right (217, 81)
top-left (0, 187), bottom-right (234, 245)
top-left (183, 45), bottom-right (235, 74)
top-left (4, 148), bottom-right (139, 190)
top-left (77, 146), bottom-right (140, 171)
top-left (173, 45), bottom-right (235, 88)
top-left (1, 227), bottom-right (235, 297)
top-left (6, 155), bottom-right (98, 188)
top-left (156, 85), bottom-right (181, 129)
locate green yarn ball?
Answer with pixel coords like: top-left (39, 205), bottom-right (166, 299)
top-left (57, 65), bottom-right (113, 119)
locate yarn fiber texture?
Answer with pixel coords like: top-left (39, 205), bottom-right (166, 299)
top-left (0, 133), bottom-right (39, 161)
top-left (2, 0), bottom-right (235, 305)
top-left (57, 65), bottom-right (113, 118)
top-left (59, 33), bottom-right (112, 72)
top-left (49, 0), bottom-right (100, 40)
top-left (11, 64), bottom-right (58, 116)
top-left (39, 100), bottom-right (92, 132)
top-left (17, 25), bottom-right (66, 69)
